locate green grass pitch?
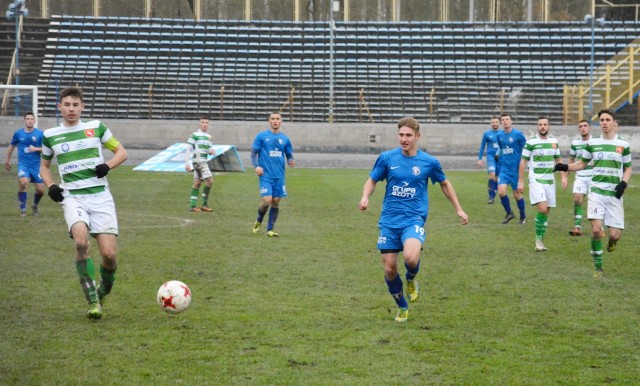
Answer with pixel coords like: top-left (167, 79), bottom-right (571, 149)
top-left (1, 166), bottom-right (639, 384)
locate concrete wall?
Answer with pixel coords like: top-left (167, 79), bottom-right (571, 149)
top-left (2, 117), bottom-right (639, 156)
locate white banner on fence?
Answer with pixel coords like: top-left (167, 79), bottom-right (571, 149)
top-left (133, 143), bottom-right (245, 172)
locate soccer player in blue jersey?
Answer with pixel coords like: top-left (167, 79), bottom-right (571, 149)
top-left (251, 112), bottom-right (295, 237)
top-left (495, 113), bottom-right (527, 224)
top-left (4, 112), bottom-right (45, 216)
top-left (359, 117), bottom-right (468, 322)
top-left (476, 116), bottom-right (501, 204)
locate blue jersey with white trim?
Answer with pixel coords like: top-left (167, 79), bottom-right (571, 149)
top-left (10, 127), bottom-right (43, 169)
top-left (496, 128), bottom-right (526, 174)
top-left (370, 148), bottom-right (446, 228)
top-left (478, 129), bottom-right (501, 160)
top-left (251, 130), bottom-right (294, 179)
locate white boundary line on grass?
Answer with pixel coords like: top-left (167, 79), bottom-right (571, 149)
top-left (124, 213), bottom-right (195, 229)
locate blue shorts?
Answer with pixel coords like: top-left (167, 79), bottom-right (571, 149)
top-left (17, 164), bottom-right (43, 183)
top-left (498, 171), bottom-right (518, 191)
top-left (377, 223), bottom-right (426, 252)
top-left (259, 176), bottom-right (287, 198)
top-left (486, 157), bottom-right (500, 174)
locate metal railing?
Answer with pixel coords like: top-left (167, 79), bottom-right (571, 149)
top-left (564, 40), bottom-right (640, 124)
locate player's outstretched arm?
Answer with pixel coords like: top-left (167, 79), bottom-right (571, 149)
top-left (554, 159), bottom-right (588, 173)
top-left (439, 179), bottom-right (469, 225)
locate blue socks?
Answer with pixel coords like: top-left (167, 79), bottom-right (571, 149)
top-left (385, 274), bottom-right (408, 309)
top-left (405, 260), bottom-right (420, 282)
top-left (488, 179), bottom-right (497, 200)
top-left (256, 205), bottom-right (268, 223)
top-left (18, 192), bottom-right (27, 210)
top-left (500, 195), bottom-right (512, 214)
top-left (517, 198), bottom-right (526, 220)
top-left (267, 207), bottom-right (279, 231)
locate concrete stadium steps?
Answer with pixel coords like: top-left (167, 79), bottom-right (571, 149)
top-left (0, 18), bottom-right (50, 87)
top-left (33, 16), bottom-right (640, 123)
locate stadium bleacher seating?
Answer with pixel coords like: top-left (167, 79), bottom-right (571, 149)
top-left (9, 16), bottom-right (640, 122)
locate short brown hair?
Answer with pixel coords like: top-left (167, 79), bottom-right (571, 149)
top-left (60, 86), bottom-right (83, 101)
top-left (397, 117), bottom-right (420, 132)
top-left (598, 109), bottom-right (616, 120)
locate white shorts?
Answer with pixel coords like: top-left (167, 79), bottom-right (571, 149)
top-left (572, 175), bottom-right (592, 195)
top-left (61, 189), bottom-right (119, 236)
top-left (192, 161), bottom-right (212, 180)
top-left (587, 192), bottom-right (624, 229)
top-left (528, 180), bottom-right (556, 207)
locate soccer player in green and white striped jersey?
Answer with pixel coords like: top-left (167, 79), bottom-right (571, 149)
top-left (567, 120), bottom-right (593, 236)
top-left (184, 116), bottom-right (216, 212)
top-left (40, 86), bottom-right (128, 319)
top-left (554, 109), bottom-right (632, 277)
top-left (518, 117), bottom-right (568, 252)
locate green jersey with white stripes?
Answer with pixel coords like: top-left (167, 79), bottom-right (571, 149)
top-left (580, 135), bottom-right (631, 197)
top-left (187, 130), bottom-right (213, 163)
top-left (521, 135), bottom-right (561, 184)
top-left (570, 135), bottom-right (594, 178)
top-left (41, 120), bottom-right (120, 194)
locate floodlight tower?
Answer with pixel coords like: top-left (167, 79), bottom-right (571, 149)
top-left (328, 1), bottom-right (339, 123)
top-left (6, 0), bottom-right (28, 116)
top-left (584, 13), bottom-right (605, 122)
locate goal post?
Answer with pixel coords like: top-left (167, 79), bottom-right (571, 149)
top-left (0, 85), bottom-right (39, 120)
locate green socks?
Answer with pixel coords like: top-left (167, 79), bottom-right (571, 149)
top-left (189, 187), bottom-right (199, 208)
top-left (591, 238), bottom-right (603, 270)
top-left (535, 212), bottom-right (548, 240)
top-left (76, 260), bottom-right (117, 302)
top-left (574, 204), bottom-right (583, 228)
top-left (75, 259), bottom-right (98, 304)
top-left (202, 185), bottom-right (211, 207)
top-left (97, 265), bottom-right (117, 299)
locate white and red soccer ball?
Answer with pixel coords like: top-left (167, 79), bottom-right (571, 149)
top-left (157, 280), bottom-right (192, 314)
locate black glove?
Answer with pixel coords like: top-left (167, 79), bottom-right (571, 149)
top-left (48, 184), bottom-right (64, 202)
top-left (553, 163), bottom-right (568, 172)
top-left (614, 181), bottom-right (627, 199)
top-left (494, 155), bottom-right (499, 162)
top-left (95, 163), bottom-right (110, 178)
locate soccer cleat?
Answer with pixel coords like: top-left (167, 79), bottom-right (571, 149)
top-left (20, 210), bottom-right (27, 217)
top-left (86, 302), bottom-right (103, 319)
top-left (519, 218), bottom-right (527, 225)
top-left (252, 221), bottom-right (261, 234)
top-left (406, 279), bottom-right (419, 303)
top-left (394, 308), bottom-right (409, 322)
top-left (500, 213), bottom-right (516, 224)
top-left (266, 230), bottom-right (279, 237)
top-left (593, 269), bottom-right (603, 278)
top-left (488, 198), bottom-right (495, 204)
top-left (188, 207), bottom-right (202, 212)
top-left (607, 240), bottom-right (617, 253)
top-left (535, 239), bottom-right (548, 252)
top-left (200, 206), bottom-right (213, 212)
top-left (31, 205), bottom-right (39, 216)
top-left (569, 227), bottom-right (582, 236)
